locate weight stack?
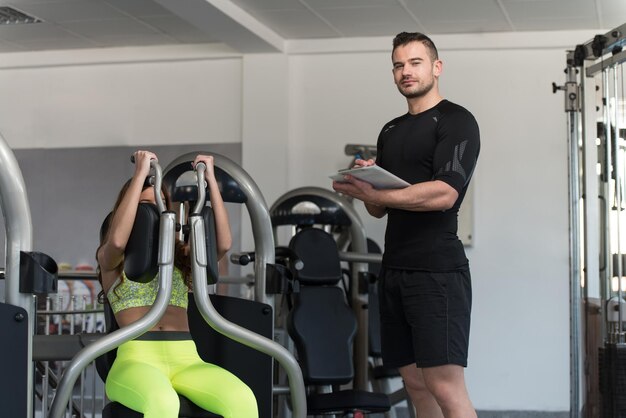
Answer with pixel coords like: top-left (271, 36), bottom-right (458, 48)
top-left (599, 343), bottom-right (626, 417)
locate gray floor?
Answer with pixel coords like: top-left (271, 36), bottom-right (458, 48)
top-left (373, 408), bottom-right (569, 418)
top-left (476, 413), bottom-right (568, 418)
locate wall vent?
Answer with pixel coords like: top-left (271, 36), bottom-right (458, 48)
top-left (0, 7), bottom-right (41, 25)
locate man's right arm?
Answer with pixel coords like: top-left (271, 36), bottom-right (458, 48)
top-left (365, 202), bottom-right (387, 218)
top-left (348, 158), bottom-right (387, 218)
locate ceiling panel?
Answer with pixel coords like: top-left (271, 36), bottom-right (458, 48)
top-left (0, 21), bottom-right (76, 41)
top-left (229, 0), bottom-right (306, 11)
top-left (600, 0), bottom-right (626, 10)
top-left (141, 15), bottom-right (217, 43)
top-left (17, 36), bottom-right (96, 50)
top-left (61, 18), bottom-right (159, 38)
top-left (246, 8), bottom-right (339, 39)
top-left (425, 19), bottom-right (513, 34)
top-left (0, 0), bottom-right (622, 54)
top-left (0, 39), bottom-right (25, 52)
top-left (317, 5), bottom-right (419, 37)
top-left (103, 0), bottom-right (172, 17)
top-left (512, 16), bottom-right (602, 31)
top-left (304, 0), bottom-right (400, 9)
top-left (405, 0), bottom-right (507, 24)
top-left (500, 0), bottom-right (597, 21)
top-left (4, 0), bottom-right (98, 4)
top-left (95, 33), bottom-right (177, 47)
top-left (597, 0), bottom-right (626, 27)
top-left (15, 1), bottom-right (126, 22)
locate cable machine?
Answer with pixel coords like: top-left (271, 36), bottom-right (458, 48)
top-left (556, 22), bottom-right (626, 418)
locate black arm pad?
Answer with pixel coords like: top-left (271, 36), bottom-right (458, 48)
top-left (289, 228), bottom-right (342, 286)
top-left (124, 203), bottom-right (160, 283)
top-left (201, 206), bottom-right (219, 285)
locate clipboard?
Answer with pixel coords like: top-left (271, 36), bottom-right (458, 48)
top-left (330, 165), bottom-right (410, 189)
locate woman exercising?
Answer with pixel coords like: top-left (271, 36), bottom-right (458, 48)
top-left (97, 150), bottom-right (258, 418)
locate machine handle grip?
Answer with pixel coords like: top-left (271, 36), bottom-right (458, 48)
top-left (130, 155), bottom-right (157, 167)
top-left (275, 247), bottom-right (304, 271)
top-left (230, 252), bottom-right (253, 266)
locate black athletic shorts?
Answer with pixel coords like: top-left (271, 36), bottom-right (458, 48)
top-left (378, 267), bottom-right (472, 368)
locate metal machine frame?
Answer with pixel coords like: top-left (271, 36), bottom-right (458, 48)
top-left (558, 22), bottom-right (626, 418)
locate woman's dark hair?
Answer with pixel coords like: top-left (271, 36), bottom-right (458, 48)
top-left (96, 178), bottom-right (191, 304)
top-left (392, 31), bottom-right (439, 62)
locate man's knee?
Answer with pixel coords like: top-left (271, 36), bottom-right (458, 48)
top-left (424, 378), bottom-right (456, 404)
top-left (404, 374), bottom-right (429, 394)
top-left (421, 365), bottom-right (467, 405)
top-left (399, 365), bottom-right (430, 396)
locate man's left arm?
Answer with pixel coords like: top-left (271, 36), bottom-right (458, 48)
top-left (429, 108), bottom-right (480, 205)
top-left (333, 177), bottom-right (457, 212)
top-left (334, 109), bottom-right (479, 212)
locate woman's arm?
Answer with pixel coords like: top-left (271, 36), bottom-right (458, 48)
top-left (194, 155), bottom-right (232, 261)
top-left (97, 150), bottom-right (156, 276)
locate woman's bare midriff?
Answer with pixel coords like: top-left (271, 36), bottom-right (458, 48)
top-left (115, 305), bottom-right (190, 331)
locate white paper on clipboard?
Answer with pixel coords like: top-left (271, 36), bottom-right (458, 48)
top-left (329, 165), bottom-right (410, 189)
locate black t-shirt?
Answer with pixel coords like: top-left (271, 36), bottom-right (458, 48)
top-left (376, 99), bottom-right (480, 271)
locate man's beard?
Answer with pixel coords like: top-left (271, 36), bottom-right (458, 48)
top-left (397, 76), bottom-right (435, 99)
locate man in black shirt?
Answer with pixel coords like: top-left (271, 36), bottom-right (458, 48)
top-left (333, 32), bottom-right (480, 418)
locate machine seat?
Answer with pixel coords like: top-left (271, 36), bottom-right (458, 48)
top-left (286, 228), bottom-right (391, 416)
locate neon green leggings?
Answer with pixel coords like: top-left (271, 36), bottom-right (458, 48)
top-left (106, 334), bottom-right (258, 418)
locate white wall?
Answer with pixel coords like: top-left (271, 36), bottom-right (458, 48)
top-left (448, 48), bottom-right (570, 410)
top-left (0, 29), bottom-right (602, 412)
top-left (0, 45), bottom-right (242, 149)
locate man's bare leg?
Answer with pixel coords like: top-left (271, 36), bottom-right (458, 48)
top-left (399, 364), bottom-right (443, 418)
top-left (400, 364), bottom-right (476, 418)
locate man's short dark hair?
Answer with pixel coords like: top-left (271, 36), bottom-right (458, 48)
top-left (392, 32), bottom-right (439, 61)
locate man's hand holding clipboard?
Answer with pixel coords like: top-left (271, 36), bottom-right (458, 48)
top-left (330, 159), bottom-right (410, 190)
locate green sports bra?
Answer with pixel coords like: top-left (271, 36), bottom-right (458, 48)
top-left (107, 268), bottom-right (188, 315)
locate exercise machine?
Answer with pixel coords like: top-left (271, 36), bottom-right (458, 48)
top-left (0, 140), bottom-right (307, 417)
top-left (557, 22), bottom-right (626, 418)
top-left (269, 187), bottom-right (410, 417)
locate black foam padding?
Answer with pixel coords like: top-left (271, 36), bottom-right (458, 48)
top-left (285, 229), bottom-right (391, 415)
top-left (0, 302), bottom-right (28, 418)
top-left (19, 251), bottom-right (58, 294)
top-left (188, 295), bottom-right (273, 418)
top-left (200, 206), bottom-right (218, 285)
top-left (287, 286), bottom-right (356, 385)
top-left (372, 365), bottom-right (400, 379)
top-left (271, 194), bottom-right (352, 227)
top-left (364, 238), bottom-right (383, 357)
top-left (102, 395), bottom-right (221, 418)
top-left (306, 389), bottom-right (391, 415)
top-left (124, 203), bottom-right (160, 283)
top-left (33, 333), bottom-right (101, 361)
top-left (94, 302), bottom-right (118, 383)
top-left (162, 160), bottom-right (246, 204)
top-left (289, 228), bottom-right (342, 286)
